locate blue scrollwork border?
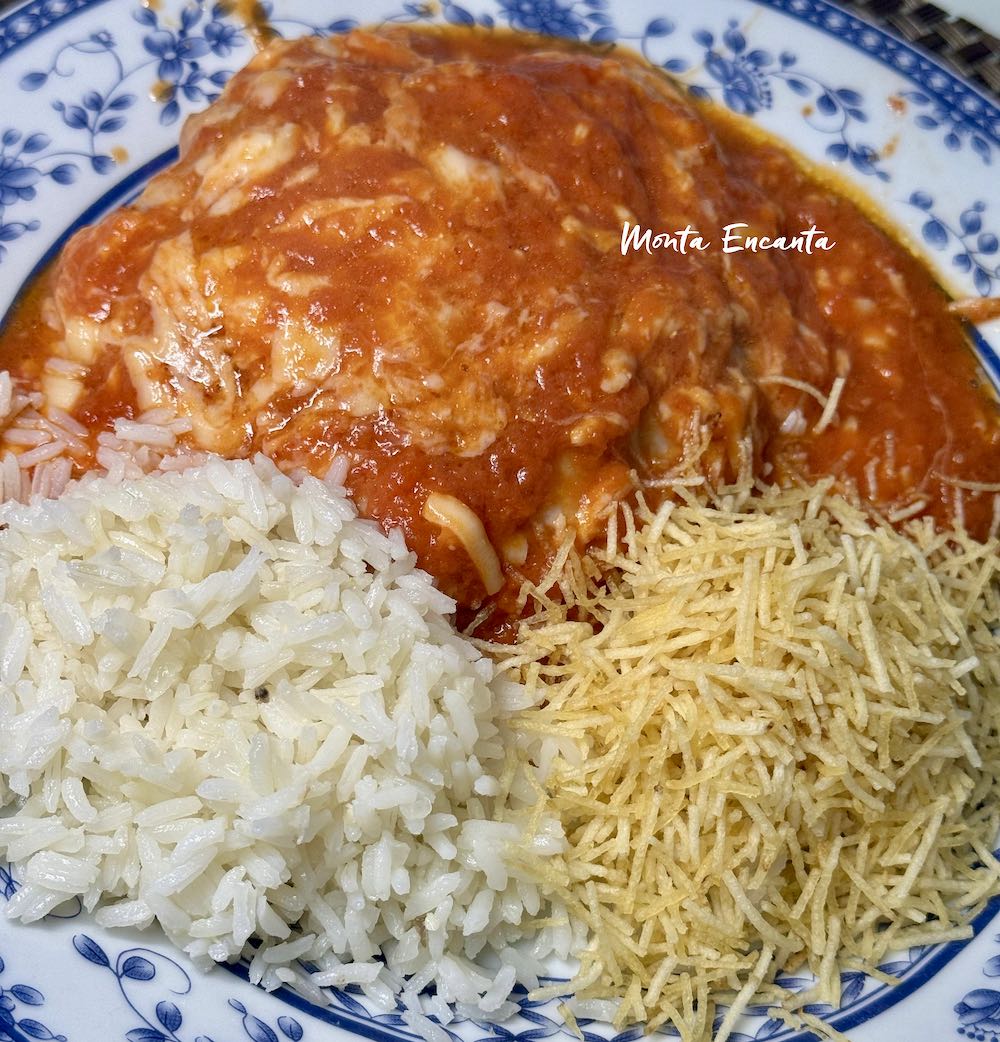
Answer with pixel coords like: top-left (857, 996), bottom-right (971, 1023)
top-left (752, 0), bottom-right (999, 146)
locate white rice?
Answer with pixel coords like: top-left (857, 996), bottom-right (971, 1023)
top-left (0, 368), bottom-right (205, 505)
top-left (0, 454), bottom-right (571, 1016)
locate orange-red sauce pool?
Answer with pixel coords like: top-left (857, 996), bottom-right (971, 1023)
top-left (1, 26), bottom-right (997, 623)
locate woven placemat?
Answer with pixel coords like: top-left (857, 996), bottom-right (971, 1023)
top-left (838, 0), bottom-right (1000, 97)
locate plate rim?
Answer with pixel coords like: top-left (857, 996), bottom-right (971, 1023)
top-left (0, 1), bottom-right (998, 1041)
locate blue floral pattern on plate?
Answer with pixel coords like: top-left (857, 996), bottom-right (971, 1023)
top-left (955, 929), bottom-right (1000, 1040)
top-left (72, 933), bottom-right (306, 1042)
top-left (0, 952), bottom-right (66, 1042)
top-left (0, 1), bottom-right (999, 1041)
top-left (0, 0), bottom-right (997, 310)
top-left (0, 127), bottom-right (77, 259)
top-left (909, 192), bottom-right (1000, 296)
top-left (684, 20), bottom-right (889, 179)
top-left (901, 88), bottom-right (993, 165)
top-left (20, 3), bottom-right (239, 131)
top-left (0, 859), bottom-right (978, 1042)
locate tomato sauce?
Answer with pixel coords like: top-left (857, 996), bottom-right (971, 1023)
top-left (0, 26), bottom-right (997, 621)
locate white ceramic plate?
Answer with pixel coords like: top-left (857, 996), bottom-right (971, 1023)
top-left (0, 1), bottom-right (999, 1040)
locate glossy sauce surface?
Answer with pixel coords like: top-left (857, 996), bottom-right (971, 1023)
top-left (1, 26), bottom-right (997, 623)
